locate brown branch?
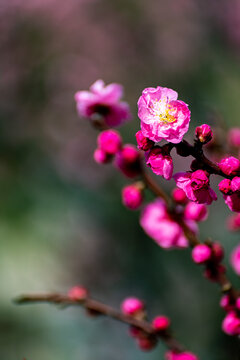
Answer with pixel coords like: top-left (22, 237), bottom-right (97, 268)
top-left (14, 292), bottom-right (184, 353)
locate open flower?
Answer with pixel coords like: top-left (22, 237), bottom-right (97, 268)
top-left (173, 170), bottom-right (217, 205)
top-left (137, 86), bottom-right (190, 143)
top-left (140, 199), bottom-right (192, 249)
top-left (75, 80), bottom-right (131, 127)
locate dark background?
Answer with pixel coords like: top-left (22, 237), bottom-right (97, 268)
top-left (0, 1), bottom-right (240, 359)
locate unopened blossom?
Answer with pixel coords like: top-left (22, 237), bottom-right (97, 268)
top-left (227, 213), bottom-right (240, 231)
top-left (152, 316), bottom-right (170, 331)
top-left (231, 176), bottom-right (240, 192)
top-left (195, 124), bottom-right (213, 144)
top-left (137, 337), bottom-right (157, 351)
top-left (228, 128), bottom-right (240, 148)
top-left (218, 179), bottom-right (232, 195)
top-left (211, 242), bottom-right (224, 262)
top-left (174, 170), bottom-right (217, 205)
top-left (138, 86), bottom-right (191, 144)
top-left (122, 183), bottom-right (144, 210)
top-left (145, 147), bottom-right (173, 180)
top-left (68, 286), bottom-right (88, 301)
top-left (230, 244), bottom-right (240, 275)
top-left (135, 130), bottom-right (154, 151)
top-left (97, 130), bottom-right (122, 155)
top-left (204, 264), bottom-right (226, 282)
top-left (218, 156), bottom-right (240, 176)
top-left (222, 311), bottom-right (240, 336)
top-left (115, 144), bottom-right (141, 178)
top-left (165, 350), bottom-right (199, 360)
top-left (93, 148), bottom-right (111, 164)
top-left (224, 193), bottom-right (240, 212)
top-left (184, 202), bottom-right (208, 222)
top-left (192, 244), bottom-right (212, 264)
top-left (75, 80), bottom-right (131, 127)
top-left (172, 188), bottom-right (188, 204)
top-left (121, 297), bottom-right (145, 316)
top-left (140, 199), bottom-right (190, 249)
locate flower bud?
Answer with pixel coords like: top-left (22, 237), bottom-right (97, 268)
top-left (152, 315), bottom-right (170, 332)
top-left (218, 157), bottom-right (240, 176)
top-left (184, 202), bottom-right (208, 222)
top-left (222, 312), bottom-right (240, 336)
top-left (68, 286), bottom-right (88, 301)
top-left (121, 297), bottom-right (145, 316)
top-left (230, 244), bottom-right (240, 276)
top-left (136, 130), bottom-right (154, 151)
top-left (220, 295), bottom-right (232, 312)
top-left (228, 128), bottom-right (240, 148)
top-left (195, 124), bottom-right (213, 144)
top-left (115, 145), bottom-right (141, 178)
top-left (122, 183), bottom-right (144, 210)
top-left (137, 336), bottom-right (157, 351)
top-left (146, 147), bottom-right (173, 180)
top-left (172, 188), bottom-right (188, 204)
top-left (192, 244), bottom-right (212, 264)
top-left (97, 130), bottom-right (122, 155)
top-left (165, 350), bottom-right (199, 360)
top-left (211, 242), bottom-right (224, 262)
top-left (204, 264), bottom-right (226, 282)
top-left (93, 148), bottom-right (111, 164)
top-left (231, 176), bottom-right (240, 192)
top-left (218, 179), bottom-right (232, 195)
top-left (227, 213), bottom-right (240, 231)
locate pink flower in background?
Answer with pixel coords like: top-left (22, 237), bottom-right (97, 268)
top-left (140, 199), bottom-right (190, 249)
top-left (75, 80), bottom-right (131, 127)
top-left (174, 170), bottom-right (217, 205)
top-left (227, 213), bottom-right (240, 231)
top-left (230, 244), bottom-right (240, 275)
top-left (115, 144), bottom-right (141, 178)
top-left (97, 129), bottom-right (122, 155)
top-left (122, 183), bottom-right (144, 210)
top-left (137, 86), bottom-right (190, 143)
top-left (184, 202), bottom-right (208, 222)
top-left (228, 128), bottom-right (240, 148)
top-left (165, 350), bottom-right (199, 360)
top-left (145, 147), bottom-right (173, 180)
top-left (222, 312), bottom-right (240, 336)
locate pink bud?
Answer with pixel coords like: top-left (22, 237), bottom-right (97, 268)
top-left (228, 128), bottom-right (240, 148)
top-left (136, 130), bottom-right (154, 151)
top-left (230, 244), bottom-right (240, 276)
top-left (172, 188), bottom-right (188, 204)
top-left (184, 202), bottom-right (208, 222)
top-left (93, 148), bottom-right (111, 164)
top-left (218, 157), bottom-right (240, 176)
top-left (211, 242), bottom-right (224, 262)
top-left (220, 295), bottom-right (232, 311)
top-left (128, 326), bottom-right (143, 338)
top-left (192, 244), bottom-right (212, 264)
top-left (122, 183), bottom-right (144, 210)
top-left (222, 311), bottom-right (240, 336)
top-left (195, 124), bottom-right (213, 144)
top-left (145, 147), bottom-right (173, 180)
top-left (68, 286), bottom-right (88, 301)
top-left (227, 213), bottom-right (240, 231)
top-left (115, 145), bottom-right (141, 178)
top-left (152, 315), bottom-right (170, 331)
top-left (218, 179), bottom-right (232, 195)
top-left (121, 297), bottom-right (145, 316)
top-left (204, 264), bottom-right (226, 282)
top-left (231, 176), bottom-right (240, 192)
top-left (97, 130), bottom-right (122, 155)
top-left (137, 336), bottom-right (157, 351)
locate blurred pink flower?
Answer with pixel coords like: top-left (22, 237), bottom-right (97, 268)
top-left (230, 244), bottom-right (240, 275)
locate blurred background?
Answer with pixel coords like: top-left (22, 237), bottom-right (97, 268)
top-left (0, 0), bottom-right (240, 359)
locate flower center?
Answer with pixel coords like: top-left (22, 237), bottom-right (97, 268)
top-left (151, 98), bottom-right (176, 124)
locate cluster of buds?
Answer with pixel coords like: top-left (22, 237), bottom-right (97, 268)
top-left (218, 174), bottom-right (240, 212)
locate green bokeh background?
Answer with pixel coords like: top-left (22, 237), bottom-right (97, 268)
top-left (0, 1), bottom-right (240, 359)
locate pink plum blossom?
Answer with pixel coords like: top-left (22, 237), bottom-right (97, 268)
top-left (184, 202), bottom-right (208, 222)
top-left (145, 147), bottom-right (173, 180)
top-left (138, 86), bottom-right (191, 144)
top-left (140, 199), bottom-right (191, 249)
top-left (230, 244), bottom-right (240, 275)
top-left (222, 311), bottom-right (240, 336)
top-left (218, 179), bottom-right (232, 195)
top-left (115, 144), bottom-right (141, 178)
top-left (121, 297), bottom-right (145, 316)
top-left (172, 188), bottom-right (188, 204)
top-left (173, 170), bottom-right (217, 205)
top-left (93, 148), bottom-right (111, 164)
top-left (192, 244), bottom-right (212, 264)
top-left (152, 315), bottom-right (170, 331)
top-left (75, 80), bottom-right (131, 127)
